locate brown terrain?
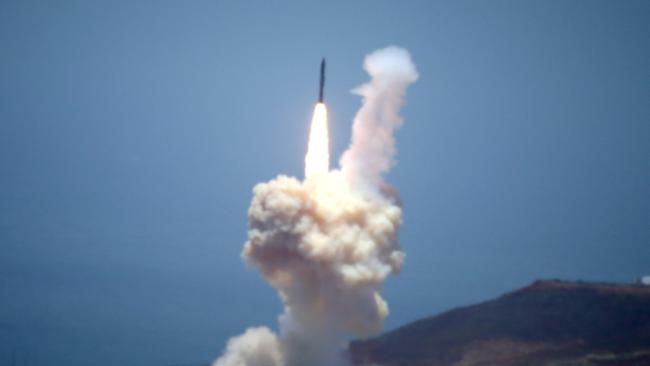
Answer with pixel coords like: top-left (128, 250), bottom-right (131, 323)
top-left (350, 280), bottom-right (650, 366)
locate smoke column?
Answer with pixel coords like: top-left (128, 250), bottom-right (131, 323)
top-left (213, 46), bottom-right (418, 366)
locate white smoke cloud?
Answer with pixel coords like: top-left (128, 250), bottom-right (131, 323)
top-left (213, 46), bottom-right (418, 366)
top-left (340, 46), bottom-right (419, 189)
top-left (639, 276), bottom-right (650, 286)
top-left (213, 327), bottom-right (283, 366)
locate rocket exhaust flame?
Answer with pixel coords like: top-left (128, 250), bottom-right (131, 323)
top-left (305, 103), bottom-right (330, 178)
top-left (213, 47), bottom-right (418, 366)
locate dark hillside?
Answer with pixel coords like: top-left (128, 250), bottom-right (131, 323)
top-left (351, 280), bottom-right (650, 366)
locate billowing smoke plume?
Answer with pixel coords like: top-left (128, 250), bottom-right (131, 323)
top-left (214, 46), bottom-right (418, 366)
top-left (340, 47), bottom-right (419, 189)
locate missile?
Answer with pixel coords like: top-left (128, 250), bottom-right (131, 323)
top-left (318, 58), bottom-right (325, 103)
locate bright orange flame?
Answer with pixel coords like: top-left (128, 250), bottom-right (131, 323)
top-left (305, 103), bottom-right (330, 178)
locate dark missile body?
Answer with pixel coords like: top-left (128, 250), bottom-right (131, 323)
top-left (318, 58), bottom-right (325, 103)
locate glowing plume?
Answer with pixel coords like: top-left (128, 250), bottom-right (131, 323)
top-left (305, 103), bottom-right (330, 178)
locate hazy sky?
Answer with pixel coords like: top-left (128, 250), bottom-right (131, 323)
top-left (1, 1), bottom-right (649, 365)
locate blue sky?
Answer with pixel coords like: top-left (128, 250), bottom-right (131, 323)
top-left (1, 1), bottom-right (649, 365)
